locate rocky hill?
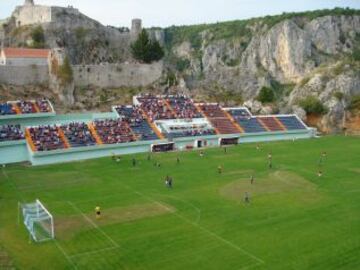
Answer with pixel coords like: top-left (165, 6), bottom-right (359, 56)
top-left (1, 7), bottom-right (360, 133)
top-left (163, 8), bottom-right (360, 133)
top-left (3, 12), bottom-right (133, 64)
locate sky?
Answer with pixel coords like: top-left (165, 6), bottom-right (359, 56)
top-left (1, 0), bottom-right (360, 28)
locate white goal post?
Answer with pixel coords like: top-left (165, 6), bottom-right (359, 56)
top-left (20, 199), bottom-right (54, 242)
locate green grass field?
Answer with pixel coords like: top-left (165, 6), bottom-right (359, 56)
top-left (1, 136), bottom-right (360, 270)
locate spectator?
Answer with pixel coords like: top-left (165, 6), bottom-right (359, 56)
top-left (0, 125), bottom-right (24, 142)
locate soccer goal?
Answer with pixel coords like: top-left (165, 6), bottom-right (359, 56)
top-left (20, 199), bottom-right (54, 242)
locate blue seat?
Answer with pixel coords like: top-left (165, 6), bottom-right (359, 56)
top-left (277, 116), bottom-right (306, 130)
top-left (236, 118), bottom-right (266, 133)
top-left (61, 123), bottom-right (97, 148)
top-left (0, 103), bottom-right (15, 115)
top-left (116, 106), bottom-right (159, 141)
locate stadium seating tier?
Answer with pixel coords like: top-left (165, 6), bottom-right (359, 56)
top-left (0, 125), bottom-right (24, 142)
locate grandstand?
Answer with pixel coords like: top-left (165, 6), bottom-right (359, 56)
top-left (0, 96), bottom-right (315, 165)
top-left (0, 125), bottom-right (24, 142)
top-left (0, 99), bottom-right (54, 117)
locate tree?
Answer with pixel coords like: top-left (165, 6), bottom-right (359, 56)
top-left (131, 29), bottom-right (164, 63)
top-left (299, 96), bottom-right (328, 115)
top-left (58, 57), bottom-right (73, 85)
top-left (349, 95), bottom-right (360, 112)
top-left (257, 87), bottom-right (275, 103)
top-left (149, 40), bottom-right (164, 62)
top-left (31, 26), bottom-right (45, 48)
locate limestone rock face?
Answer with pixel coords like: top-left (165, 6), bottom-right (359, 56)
top-left (171, 14), bottom-right (360, 132)
top-left (201, 15), bottom-right (359, 88)
top-left (289, 67), bottom-right (360, 132)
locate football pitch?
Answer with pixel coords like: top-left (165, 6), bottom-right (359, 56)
top-left (0, 136), bottom-right (359, 269)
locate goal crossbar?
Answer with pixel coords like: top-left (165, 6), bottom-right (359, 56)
top-left (21, 199), bottom-right (54, 242)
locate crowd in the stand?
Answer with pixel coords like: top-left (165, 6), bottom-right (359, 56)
top-left (17, 101), bottom-right (37, 114)
top-left (61, 122), bottom-right (96, 147)
top-left (115, 106), bottom-right (159, 141)
top-left (167, 124), bottom-right (215, 138)
top-left (138, 94), bottom-right (175, 121)
top-left (36, 99), bottom-right (52, 113)
top-left (168, 128), bottom-right (215, 138)
top-left (116, 106), bottom-right (146, 125)
top-left (0, 99), bottom-right (52, 115)
top-left (0, 103), bottom-right (16, 115)
top-left (166, 95), bottom-right (203, 119)
top-left (94, 119), bottom-right (135, 144)
top-left (0, 125), bottom-right (24, 142)
top-left (28, 125), bottom-right (64, 151)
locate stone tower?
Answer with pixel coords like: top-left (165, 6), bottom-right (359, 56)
top-left (131, 19), bottom-right (142, 40)
top-left (24, 0), bottom-right (34, 6)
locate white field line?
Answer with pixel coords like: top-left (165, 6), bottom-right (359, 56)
top-left (1, 167), bottom-right (25, 202)
top-left (67, 201), bottom-right (119, 248)
top-left (150, 192), bottom-right (202, 224)
top-left (123, 185), bottom-right (265, 265)
top-left (69, 246), bottom-right (120, 259)
top-left (54, 240), bottom-right (78, 270)
top-left (2, 168), bottom-right (78, 269)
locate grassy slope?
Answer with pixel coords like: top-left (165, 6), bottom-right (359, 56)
top-left (0, 136), bottom-right (360, 269)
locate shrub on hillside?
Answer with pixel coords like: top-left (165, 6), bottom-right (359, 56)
top-left (31, 26), bottom-right (45, 48)
top-left (176, 58), bottom-right (191, 72)
top-left (299, 96), bottom-right (328, 115)
top-left (352, 49), bottom-right (360, 62)
top-left (58, 57), bottom-right (73, 85)
top-left (257, 87), bottom-right (275, 103)
top-left (131, 29), bottom-right (164, 63)
top-left (333, 91), bottom-right (344, 101)
top-left (349, 95), bottom-right (360, 111)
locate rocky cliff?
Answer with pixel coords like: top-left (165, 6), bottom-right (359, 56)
top-left (164, 9), bottom-right (360, 133)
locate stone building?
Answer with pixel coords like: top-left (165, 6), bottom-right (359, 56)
top-left (0, 47), bottom-right (50, 66)
top-left (131, 19), bottom-right (142, 40)
top-left (12, 0), bottom-right (79, 27)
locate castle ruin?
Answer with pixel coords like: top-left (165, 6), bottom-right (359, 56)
top-left (131, 19), bottom-right (142, 40)
top-left (12, 0), bottom-right (79, 27)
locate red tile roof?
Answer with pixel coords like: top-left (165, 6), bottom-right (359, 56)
top-left (2, 48), bottom-right (50, 59)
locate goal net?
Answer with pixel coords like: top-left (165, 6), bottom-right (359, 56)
top-left (21, 199), bottom-right (54, 242)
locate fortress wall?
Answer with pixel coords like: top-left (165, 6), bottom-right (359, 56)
top-left (72, 61), bottom-right (163, 88)
top-left (13, 5), bottom-right (52, 26)
top-left (51, 6), bottom-right (79, 16)
top-left (0, 62), bottom-right (162, 87)
top-left (0, 65), bottom-right (49, 85)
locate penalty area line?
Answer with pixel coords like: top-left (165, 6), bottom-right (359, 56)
top-left (69, 245), bottom-right (120, 259)
top-left (123, 184), bottom-right (265, 265)
top-left (54, 240), bottom-right (78, 270)
top-left (67, 201), bottom-right (119, 248)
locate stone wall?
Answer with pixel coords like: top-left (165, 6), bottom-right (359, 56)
top-left (0, 65), bottom-right (49, 85)
top-left (0, 61), bottom-right (163, 87)
top-left (12, 5), bottom-right (52, 27)
top-left (72, 62), bottom-right (164, 88)
top-left (5, 58), bottom-right (48, 66)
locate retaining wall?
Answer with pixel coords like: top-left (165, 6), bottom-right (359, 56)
top-left (72, 62), bottom-right (163, 88)
top-left (0, 65), bottom-right (49, 85)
